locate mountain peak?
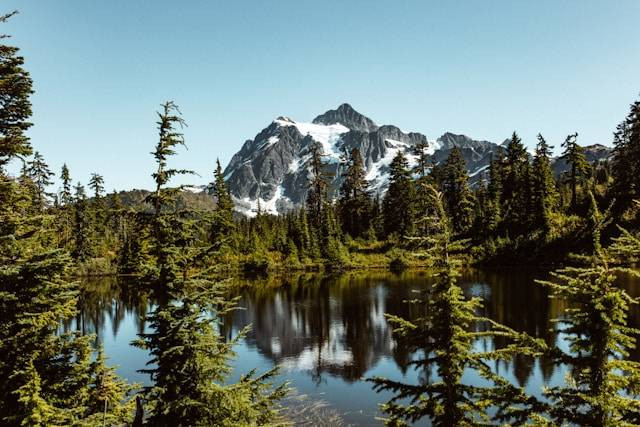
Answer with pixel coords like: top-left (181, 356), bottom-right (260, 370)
top-left (312, 103), bottom-right (378, 132)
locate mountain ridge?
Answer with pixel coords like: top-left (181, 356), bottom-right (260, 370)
top-left (222, 104), bottom-right (612, 216)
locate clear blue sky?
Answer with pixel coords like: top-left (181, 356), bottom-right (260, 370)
top-left (4, 0), bottom-right (639, 191)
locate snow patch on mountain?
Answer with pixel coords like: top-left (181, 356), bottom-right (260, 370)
top-left (276, 118), bottom-right (349, 161)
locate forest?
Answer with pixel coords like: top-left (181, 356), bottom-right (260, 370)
top-left (3, 8), bottom-right (640, 427)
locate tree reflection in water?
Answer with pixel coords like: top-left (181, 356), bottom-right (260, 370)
top-left (72, 269), bottom-right (640, 421)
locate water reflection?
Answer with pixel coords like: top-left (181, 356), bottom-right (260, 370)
top-left (73, 269), bottom-right (640, 423)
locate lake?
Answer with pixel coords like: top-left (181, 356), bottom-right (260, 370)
top-left (65, 268), bottom-right (640, 426)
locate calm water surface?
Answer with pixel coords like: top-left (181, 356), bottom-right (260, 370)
top-left (66, 269), bottom-right (640, 426)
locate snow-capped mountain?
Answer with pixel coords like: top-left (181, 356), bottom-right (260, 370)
top-left (223, 104), bottom-right (612, 216)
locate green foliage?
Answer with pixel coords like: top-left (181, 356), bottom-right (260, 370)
top-left (440, 147), bottom-right (474, 234)
top-left (561, 132), bottom-right (590, 210)
top-left (134, 102), bottom-right (287, 425)
top-left (338, 147), bottom-right (372, 239)
top-left (383, 151), bottom-right (416, 238)
top-left (536, 253), bottom-right (640, 425)
top-left (370, 185), bottom-right (544, 426)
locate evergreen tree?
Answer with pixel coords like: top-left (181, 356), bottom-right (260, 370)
top-left (610, 96), bottom-right (640, 215)
top-left (531, 134), bottom-right (558, 237)
top-left (486, 147), bottom-right (505, 234)
top-left (371, 184), bottom-right (543, 426)
top-left (135, 102), bottom-right (286, 425)
top-left (26, 150), bottom-right (54, 210)
top-left (0, 11), bottom-right (32, 171)
top-left (338, 147), bottom-right (371, 239)
top-left (440, 147), bottom-right (474, 234)
top-left (560, 132), bottom-right (589, 210)
top-left (502, 132), bottom-right (531, 234)
top-left (0, 14), bottom-right (132, 423)
top-left (59, 163), bottom-right (72, 205)
top-left (382, 151), bottom-right (416, 238)
top-left (536, 242), bottom-right (640, 425)
top-left (72, 182), bottom-right (92, 261)
top-left (210, 158), bottom-right (235, 247)
top-left (306, 142), bottom-right (329, 232)
top-left (88, 172), bottom-right (105, 199)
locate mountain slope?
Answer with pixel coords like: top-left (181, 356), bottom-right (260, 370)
top-left (223, 104), bottom-right (612, 216)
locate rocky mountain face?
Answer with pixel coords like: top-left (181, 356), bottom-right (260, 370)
top-left (223, 104), bottom-right (612, 216)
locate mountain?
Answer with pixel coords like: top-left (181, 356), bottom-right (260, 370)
top-left (223, 104), bottom-right (612, 216)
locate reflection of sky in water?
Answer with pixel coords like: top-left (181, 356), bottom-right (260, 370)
top-left (73, 269), bottom-right (640, 426)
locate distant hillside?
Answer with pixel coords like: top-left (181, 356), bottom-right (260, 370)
top-left (114, 188), bottom-right (217, 212)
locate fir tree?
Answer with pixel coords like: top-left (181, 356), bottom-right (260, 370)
top-left (26, 150), bottom-right (54, 210)
top-left (209, 158), bottom-right (235, 247)
top-left (502, 132), bottom-right (531, 234)
top-left (0, 14), bottom-right (132, 425)
top-left (338, 147), bottom-right (371, 239)
top-left (531, 134), bottom-right (558, 237)
top-left (88, 172), bottom-right (105, 199)
top-left (306, 142), bottom-right (329, 232)
top-left (0, 11), bottom-right (33, 171)
top-left (560, 132), bottom-right (589, 210)
top-left (135, 102), bottom-right (286, 425)
top-left (72, 182), bottom-right (92, 261)
top-left (610, 96), bottom-right (640, 215)
top-left (536, 243), bottom-right (640, 425)
top-left (440, 147), bottom-right (474, 234)
top-left (370, 184), bottom-right (544, 426)
top-left (59, 163), bottom-right (72, 205)
top-left (382, 151), bottom-right (416, 238)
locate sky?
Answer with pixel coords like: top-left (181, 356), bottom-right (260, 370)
top-left (3, 0), bottom-right (640, 191)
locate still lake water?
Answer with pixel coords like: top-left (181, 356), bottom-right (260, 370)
top-left (66, 269), bottom-right (640, 426)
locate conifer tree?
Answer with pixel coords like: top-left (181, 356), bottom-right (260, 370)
top-left (486, 148), bottom-right (505, 234)
top-left (88, 172), bottom-right (105, 199)
top-left (26, 150), bottom-right (54, 210)
top-left (135, 102), bottom-right (286, 425)
top-left (371, 184), bottom-right (543, 426)
top-left (610, 96), bottom-right (640, 215)
top-left (502, 132), bottom-right (531, 234)
top-left (338, 147), bottom-right (371, 239)
top-left (536, 233), bottom-right (640, 425)
top-left (72, 182), bottom-right (92, 261)
top-left (560, 132), bottom-right (589, 210)
top-left (0, 14), bottom-right (132, 422)
top-left (531, 134), bottom-right (558, 237)
top-left (382, 151), bottom-right (416, 238)
top-left (306, 142), bottom-right (329, 232)
top-left (0, 11), bottom-right (32, 171)
top-left (210, 158), bottom-right (235, 247)
top-left (59, 163), bottom-right (72, 205)
top-left (440, 147), bottom-right (474, 234)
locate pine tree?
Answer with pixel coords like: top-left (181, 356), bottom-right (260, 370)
top-left (610, 96), bottom-right (640, 215)
top-left (210, 158), bottom-right (235, 247)
top-left (0, 14), bottom-right (132, 424)
top-left (382, 151), bottom-right (416, 238)
top-left (59, 163), bottom-right (72, 205)
top-left (560, 132), bottom-right (589, 210)
top-left (370, 184), bottom-right (544, 426)
top-left (135, 102), bottom-right (286, 425)
top-left (306, 142), bottom-right (329, 232)
top-left (502, 132), bottom-right (531, 234)
top-left (440, 147), bottom-right (474, 234)
top-left (88, 172), bottom-right (105, 199)
top-left (26, 150), bottom-right (54, 210)
top-left (72, 182), bottom-right (92, 261)
top-left (338, 147), bottom-right (371, 239)
top-left (536, 239), bottom-right (640, 424)
top-left (486, 147), bottom-right (505, 234)
top-left (0, 11), bottom-right (32, 171)
top-left (531, 134), bottom-right (558, 237)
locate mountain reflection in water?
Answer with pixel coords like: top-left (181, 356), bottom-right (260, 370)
top-left (70, 269), bottom-right (640, 425)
